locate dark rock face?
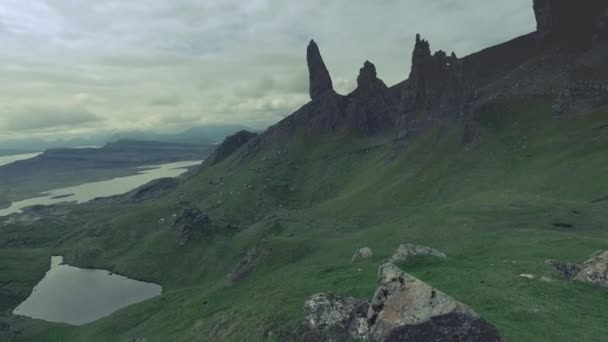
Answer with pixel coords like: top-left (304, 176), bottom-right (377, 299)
top-left (227, 247), bottom-right (260, 282)
top-left (533, 0), bottom-right (608, 48)
top-left (173, 208), bottom-right (210, 245)
top-left (208, 130), bottom-right (258, 165)
top-left (307, 40), bottom-right (334, 100)
top-left (302, 264), bottom-right (503, 341)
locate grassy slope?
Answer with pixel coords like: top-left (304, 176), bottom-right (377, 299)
top-left (4, 96), bottom-right (608, 341)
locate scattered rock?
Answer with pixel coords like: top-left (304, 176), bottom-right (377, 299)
top-left (389, 243), bottom-right (447, 263)
top-left (351, 247), bottom-right (374, 263)
top-left (307, 40), bottom-right (334, 100)
top-left (128, 338), bottom-right (147, 342)
top-left (173, 207), bottom-right (210, 245)
top-left (574, 250), bottom-right (608, 287)
top-left (302, 264), bottom-right (503, 341)
top-left (545, 260), bottom-right (582, 279)
top-left (303, 293), bottom-right (369, 341)
top-left (227, 247), bottom-right (261, 282)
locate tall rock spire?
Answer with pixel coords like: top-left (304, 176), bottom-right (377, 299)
top-left (307, 40), bottom-right (334, 100)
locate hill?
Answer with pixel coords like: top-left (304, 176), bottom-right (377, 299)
top-left (1, 1), bottom-right (608, 341)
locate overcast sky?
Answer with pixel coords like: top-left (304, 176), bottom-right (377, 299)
top-left (0, 0), bottom-right (536, 142)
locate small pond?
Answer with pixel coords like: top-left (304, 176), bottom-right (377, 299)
top-left (12, 256), bottom-right (162, 325)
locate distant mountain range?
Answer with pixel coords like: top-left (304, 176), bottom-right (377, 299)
top-left (0, 124), bottom-right (256, 151)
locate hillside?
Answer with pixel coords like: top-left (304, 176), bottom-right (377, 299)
top-left (1, 1), bottom-right (608, 341)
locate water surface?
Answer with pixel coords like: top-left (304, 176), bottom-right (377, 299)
top-left (0, 160), bottom-right (201, 217)
top-left (13, 256), bottom-right (162, 325)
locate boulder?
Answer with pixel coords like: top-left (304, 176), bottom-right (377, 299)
top-left (389, 244), bottom-right (446, 263)
top-left (307, 40), bottom-right (334, 100)
top-left (303, 293), bottom-right (369, 341)
top-left (545, 260), bottom-right (582, 279)
top-left (366, 263), bottom-right (503, 342)
top-left (227, 247), bottom-right (260, 282)
top-left (302, 264), bottom-right (503, 341)
top-left (574, 250), bottom-right (608, 287)
top-left (352, 247), bottom-right (374, 263)
top-left (173, 207), bottom-right (210, 245)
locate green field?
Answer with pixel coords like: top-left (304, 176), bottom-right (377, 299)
top-left (2, 96), bottom-right (608, 341)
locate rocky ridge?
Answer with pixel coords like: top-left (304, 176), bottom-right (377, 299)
top-left (235, 0), bottom-right (608, 156)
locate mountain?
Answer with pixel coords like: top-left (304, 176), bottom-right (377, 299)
top-left (2, 1), bottom-right (608, 341)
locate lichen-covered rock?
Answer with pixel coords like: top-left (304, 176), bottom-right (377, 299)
top-left (303, 292), bottom-right (369, 341)
top-left (173, 207), bottom-right (210, 245)
top-left (307, 40), bottom-right (334, 100)
top-left (227, 247), bottom-right (261, 282)
top-left (351, 247), bottom-right (374, 263)
top-left (389, 243), bottom-right (446, 263)
top-left (574, 250), bottom-right (608, 287)
top-left (545, 260), bottom-right (582, 279)
top-left (366, 263), bottom-right (503, 342)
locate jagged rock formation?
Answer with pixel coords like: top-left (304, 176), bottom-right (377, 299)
top-left (389, 244), bottom-right (447, 263)
top-left (207, 130), bottom-right (258, 165)
top-left (238, 0), bottom-right (608, 158)
top-left (546, 250), bottom-right (608, 287)
top-left (307, 40), bottom-right (334, 100)
top-left (173, 207), bottom-right (210, 245)
top-left (302, 264), bottom-right (503, 341)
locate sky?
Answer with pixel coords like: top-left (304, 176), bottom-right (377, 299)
top-left (0, 0), bottom-right (536, 143)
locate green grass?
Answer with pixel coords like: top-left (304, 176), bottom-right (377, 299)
top-left (2, 96), bottom-right (608, 341)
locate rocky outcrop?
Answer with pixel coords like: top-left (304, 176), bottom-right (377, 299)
top-left (389, 244), bottom-right (446, 263)
top-left (227, 247), bottom-right (261, 282)
top-left (546, 250), bottom-right (608, 287)
top-left (208, 130), bottom-right (258, 165)
top-left (352, 247), bottom-right (374, 263)
top-left (307, 40), bottom-right (334, 100)
top-left (533, 0), bottom-right (608, 48)
top-left (545, 260), bottom-right (582, 279)
top-left (574, 250), bottom-right (608, 287)
top-left (304, 293), bottom-right (370, 340)
top-left (303, 264), bottom-right (502, 341)
top-left (173, 207), bottom-right (210, 245)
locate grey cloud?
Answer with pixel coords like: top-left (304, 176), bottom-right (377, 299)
top-left (2, 108), bottom-right (103, 131)
top-left (0, 0), bottom-right (536, 142)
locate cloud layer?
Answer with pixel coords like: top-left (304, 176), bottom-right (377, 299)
top-left (0, 0), bottom-right (536, 142)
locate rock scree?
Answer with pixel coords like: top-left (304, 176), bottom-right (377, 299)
top-left (173, 207), bottom-right (210, 245)
top-left (389, 244), bottom-right (447, 263)
top-left (303, 263), bottom-right (503, 341)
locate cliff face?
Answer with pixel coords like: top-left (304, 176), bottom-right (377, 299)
top-left (246, 1), bottom-right (608, 152)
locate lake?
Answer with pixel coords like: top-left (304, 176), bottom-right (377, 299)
top-left (0, 160), bottom-right (202, 217)
top-left (13, 256), bottom-right (162, 325)
top-left (0, 152), bottom-right (43, 167)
